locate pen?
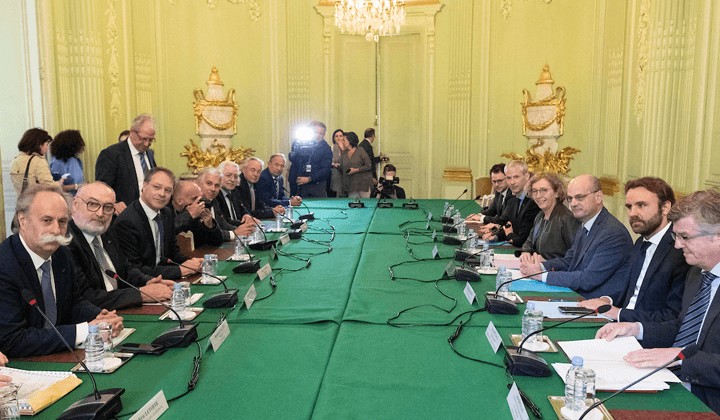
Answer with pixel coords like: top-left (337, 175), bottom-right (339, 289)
top-left (508, 383), bottom-right (542, 419)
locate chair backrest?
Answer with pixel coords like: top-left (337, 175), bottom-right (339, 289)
top-left (475, 176), bottom-right (492, 197)
top-left (176, 231), bottom-right (195, 256)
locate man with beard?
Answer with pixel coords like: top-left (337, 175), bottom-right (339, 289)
top-left (579, 177), bottom-right (689, 321)
top-left (0, 184), bottom-right (124, 357)
top-left (69, 182), bottom-right (174, 310)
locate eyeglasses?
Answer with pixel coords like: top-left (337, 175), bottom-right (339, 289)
top-left (566, 189), bottom-right (600, 204)
top-left (670, 231), bottom-right (714, 242)
top-left (531, 188), bottom-right (551, 196)
top-left (491, 179), bottom-right (506, 184)
top-left (133, 130), bottom-right (155, 144)
top-left (78, 197), bottom-right (115, 214)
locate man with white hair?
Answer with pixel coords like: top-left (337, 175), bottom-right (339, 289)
top-left (237, 157), bottom-right (284, 219)
top-left (195, 168), bottom-right (255, 241)
top-left (0, 184), bottom-right (124, 357)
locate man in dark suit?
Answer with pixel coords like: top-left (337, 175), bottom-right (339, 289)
top-left (195, 168), bottom-right (255, 241)
top-left (580, 177), bottom-right (688, 322)
top-left (110, 167), bottom-right (203, 280)
top-left (466, 163), bottom-right (509, 224)
top-left (171, 180), bottom-right (223, 247)
top-left (96, 113), bottom-right (157, 214)
top-left (288, 120), bottom-right (333, 197)
top-left (358, 128), bottom-right (384, 182)
top-left (520, 174), bottom-right (633, 300)
top-left (0, 184), bottom-right (123, 357)
top-left (256, 153), bottom-right (302, 208)
top-left (237, 157), bottom-right (283, 219)
top-left (481, 160), bottom-right (540, 247)
top-left (597, 189), bottom-right (720, 414)
top-left (70, 182), bottom-right (174, 310)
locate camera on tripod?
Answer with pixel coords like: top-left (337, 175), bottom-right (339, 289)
top-left (380, 176), bottom-right (400, 188)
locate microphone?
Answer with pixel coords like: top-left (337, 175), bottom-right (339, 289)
top-left (485, 269), bottom-right (550, 315)
top-left (452, 241), bottom-right (510, 283)
top-left (448, 195), bottom-right (482, 219)
top-left (159, 258), bottom-right (239, 308)
top-left (441, 189), bottom-right (468, 223)
top-left (577, 345), bottom-right (700, 420)
top-left (105, 270), bottom-right (198, 348)
top-left (238, 203), bottom-right (278, 250)
top-left (231, 238), bottom-right (263, 274)
top-left (21, 290), bottom-right (125, 420)
top-left (505, 304), bottom-right (612, 377)
top-left (402, 197), bottom-right (419, 209)
top-left (454, 239), bottom-right (507, 265)
top-left (283, 186), bottom-right (314, 220)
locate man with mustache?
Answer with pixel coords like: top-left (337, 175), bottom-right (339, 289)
top-left (579, 177), bottom-right (689, 321)
top-left (69, 182), bottom-right (174, 310)
top-left (0, 184), bottom-right (124, 357)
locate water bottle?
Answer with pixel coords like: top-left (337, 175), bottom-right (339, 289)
top-left (287, 204), bottom-right (294, 221)
top-left (234, 236), bottom-right (246, 258)
top-left (564, 356), bottom-right (584, 408)
top-left (171, 282), bottom-right (186, 317)
top-left (252, 226), bottom-right (263, 243)
top-left (84, 324), bottom-right (105, 373)
top-left (573, 367), bottom-right (596, 411)
top-left (521, 302), bottom-right (544, 344)
top-left (443, 201), bottom-right (450, 216)
top-left (480, 242), bottom-right (491, 270)
top-left (0, 383), bottom-right (20, 420)
top-left (456, 221), bottom-right (466, 238)
top-left (275, 213), bottom-right (283, 230)
top-left (495, 265), bottom-right (511, 297)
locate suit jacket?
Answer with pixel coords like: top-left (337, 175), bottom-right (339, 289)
top-left (495, 194), bottom-right (541, 247)
top-left (641, 267), bottom-right (720, 413)
top-left (173, 206), bottom-right (223, 248)
top-left (256, 168), bottom-right (289, 207)
top-left (110, 200), bottom-right (186, 279)
top-left (520, 203), bottom-right (580, 260)
top-left (358, 139), bottom-right (381, 180)
top-left (616, 226), bottom-right (689, 323)
top-left (288, 139), bottom-right (333, 195)
top-left (236, 173), bottom-right (275, 219)
top-left (95, 141), bottom-right (156, 205)
top-left (68, 220), bottom-right (152, 310)
top-left (543, 207), bottom-right (633, 300)
top-left (0, 235), bottom-right (101, 357)
top-left (481, 190), bottom-right (510, 224)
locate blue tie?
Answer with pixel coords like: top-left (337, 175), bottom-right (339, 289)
top-left (673, 272), bottom-right (718, 347)
top-left (139, 152), bottom-right (149, 175)
top-left (40, 260), bottom-right (57, 326)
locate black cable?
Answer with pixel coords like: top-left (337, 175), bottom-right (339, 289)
top-left (446, 309), bottom-right (505, 369)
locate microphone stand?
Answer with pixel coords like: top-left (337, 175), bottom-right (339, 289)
top-left (485, 269), bottom-right (549, 315)
top-left (158, 260), bottom-right (239, 308)
top-left (238, 203), bottom-right (277, 250)
top-left (441, 189), bottom-right (468, 223)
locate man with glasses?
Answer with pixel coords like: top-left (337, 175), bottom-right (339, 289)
top-left (96, 113), bottom-right (158, 214)
top-left (69, 182), bottom-right (174, 310)
top-left (111, 168), bottom-right (203, 280)
top-left (466, 163), bottom-right (510, 224)
top-left (288, 120), bottom-right (333, 197)
top-left (578, 177), bottom-right (689, 322)
top-left (596, 189), bottom-right (720, 414)
top-left (520, 174), bottom-right (632, 299)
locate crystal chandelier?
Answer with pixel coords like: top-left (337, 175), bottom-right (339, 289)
top-left (334, 0), bottom-right (406, 42)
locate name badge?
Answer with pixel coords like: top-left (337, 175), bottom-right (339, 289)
top-left (305, 164), bottom-right (312, 173)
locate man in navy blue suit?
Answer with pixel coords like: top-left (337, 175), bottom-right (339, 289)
top-left (256, 153), bottom-right (302, 208)
top-left (0, 184), bottom-right (124, 357)
top-left (520, 174), bottom-right (633, 300)
top-left (579, 177), bottom-right (688, 321)
top-left (288, 121), bottom-right (333, 197)
top-left (96, 114), bottom-right (158, 214)
top-left (597, 189), bottom-right (720, 414)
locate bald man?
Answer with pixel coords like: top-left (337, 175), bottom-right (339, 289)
top-left (171, 180), bottom-right (223, 247)
top-left (520, 174), bottom-right (633, 300)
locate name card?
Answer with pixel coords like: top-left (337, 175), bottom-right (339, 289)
top-left (279, 233), bottom-right (290, 245)
top-left (431, 244), bottom-right (439, 259)
top-left (269, 246), bottom-right (278, 261)
top-left (130, 390), bottom-right (168, 420)
top-left (244, 284), bottom-right (257, 309)
top-left (445, 261), bottom-right (456, 277)
top-left (427, 211), bottom-right (433, 221)
top-left (463, 282), bottom-right (476, 304)
top-left (425, 221), bottom-right (430, 230)
top-left (257, 263), bottom-right (272, 281)
top-left (485, 321), bottom-right (502, 353)
top-left (300, 223), bottom-right (308, 232)
top-left (506, 382), bottom-right (530, 420)
top-left (210, 319), bottom-right (230, 352)
top-left (432, 229), bottom-right (437, 241)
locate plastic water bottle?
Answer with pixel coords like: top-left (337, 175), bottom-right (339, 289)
top-left (84, 324), bottom-right (105, 372)
top-left (495, 265), bottom-right (511, 296)
top-left (443, 201), bottom-right (450, 216)
top-left (564, 356), bottom-right (584, 408)
top-left (456, 221), bottom-right (466, 238)
top-left (234, 236), bottom-right (246, 258)
top-left (171, 282), bottom-right (186, 317)
top-left (521, 302), bottom-right (544, 344)
top-left (572, 367), bottom-right (596, 411)
top-left (275, 213), bottom-right (283, 230)
top-left (287, 204), bottom-right (294, 221)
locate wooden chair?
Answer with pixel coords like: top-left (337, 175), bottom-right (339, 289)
top-left (474, 176), bottom-right (492, 197)
top-left (176, 231), bottom-right (195, 256)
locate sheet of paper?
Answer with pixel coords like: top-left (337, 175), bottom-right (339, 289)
top-left (494, 253), bottom-right (521, 270)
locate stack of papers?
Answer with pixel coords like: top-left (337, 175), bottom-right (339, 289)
top-left (0, 367), bottom-right (82, 415)
top-left (554, 336), bottom-right (681, 391)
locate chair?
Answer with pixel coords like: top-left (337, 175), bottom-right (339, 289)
top-left (475, 176), bottom-right (492, 197)
top-left (176, 231), bottom-right (195, 256)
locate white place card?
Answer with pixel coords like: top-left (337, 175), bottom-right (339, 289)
top-left (210, 319), bottom-right (230, 352)
top-left (130, 390), bottom-right (168, 420)
top-left (257, 263), bottom-right (272, 281)
top-left (431, 244), bottom-right (439, 259)
top-left (269, 246), bottom-right (277, 261)
top-left (244, 284), bottom-right (257, 309)
top-left (506, 382), bottom-right (530, 420)
top-left (432, 229), bottom-right (437, 241)
top-left (427, 211), bottom-right (433, 221)
top-left (485, 321), bottom-right (503, 354)
top-left (463, 282), bottom-right (476, 304)
top-left (300, 223), bottom-right (308, 232)
top-left (279, 233), bottom-right (290, 245)
top-left (445, 261), bottom-right (456, 277)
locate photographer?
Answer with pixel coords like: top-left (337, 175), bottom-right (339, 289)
top-left (288, 121), bottom-right (333, 197)
top-left (375, 164), bottom-right (406, 199)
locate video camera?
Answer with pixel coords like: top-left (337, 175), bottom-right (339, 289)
top-left (380, 176), bottom-right (400, 188)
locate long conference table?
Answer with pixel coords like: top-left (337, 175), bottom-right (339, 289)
top-left (11, 199), bottom-right (714, 419)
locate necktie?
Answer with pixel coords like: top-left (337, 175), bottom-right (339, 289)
top-left (154, 214), bottom-right (165, 263)
top-left (674, 272), bottom-right (718, 347)
top-left (139, 152), bottom-right (149, 175)
top-left (497, 193), bottom-right (505, 214)
top-left (273, 177), bottom-right (280, 199)
top-left (92, 236), bottom-right (117, 290)
top-left (40, 260), bottom-right (57, 326)
top-left (250, 185), bottom-right (256, 211)
top-left (225, 192), bottom-right (236, 220)
top-left (628, 240), bottom-right (652, 287)
top-left (516, 197), bottom-right (524, 217)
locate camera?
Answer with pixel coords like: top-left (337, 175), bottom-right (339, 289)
top-left (200, 198), bottom-right (213, 208)
top-left (380, 176), bottom-right (399, 187)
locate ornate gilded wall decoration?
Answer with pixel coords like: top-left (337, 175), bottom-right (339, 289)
top-left (168, 0), bottom-right (261, 22)
top-left (181, 138), bottom-right (254, 174)
top-left (193, 67), bottom-right (238, 149)
top-left (634, 0), bottom-right (650, 122)
top-left (501, 0), bottom-right (553, 20)
top-left (106, 0), bottom-right (122, 126)
top-left (502, 140), bottom-right (579, 176)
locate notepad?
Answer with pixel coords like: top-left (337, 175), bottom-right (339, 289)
top-left (0, 367), bottom-right (82, 415)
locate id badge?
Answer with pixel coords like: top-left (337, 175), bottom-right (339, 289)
top-left (305, 164), bottom-right (312, 173)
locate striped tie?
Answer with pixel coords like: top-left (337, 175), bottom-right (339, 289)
top-left (139, 152), bottom-right (149, 175)
top-left (673, 272), bottom-right (718, 347)
top-left (92, 237), bottom-right (117, 290)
